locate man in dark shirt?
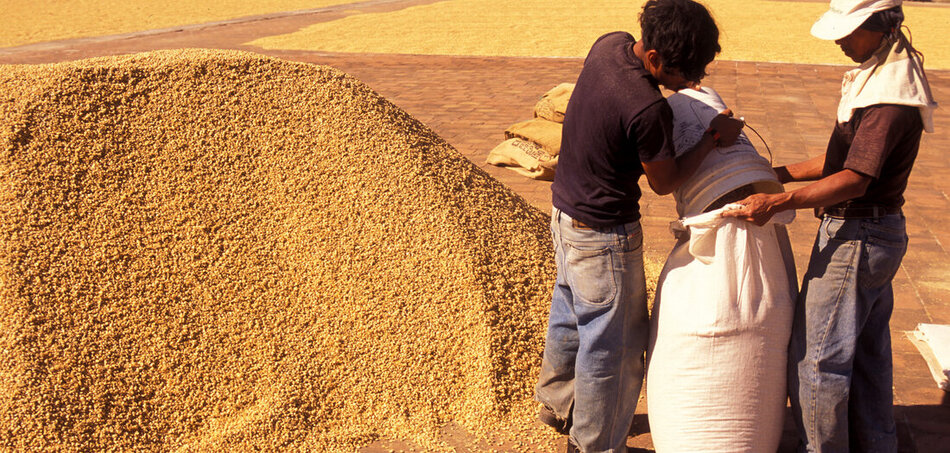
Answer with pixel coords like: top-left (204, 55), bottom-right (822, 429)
top-left (535, 1), bottom-right (744, 451)
top-left (725, 1), bottom-right (936, 451)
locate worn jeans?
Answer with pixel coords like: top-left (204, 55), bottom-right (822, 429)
top-left (788, 214), bottom-right (907, 453)
top-left (535, 208), bottom-right (649, 453)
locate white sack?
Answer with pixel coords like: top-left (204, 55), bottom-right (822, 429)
top-left (647, 86), bottom-right (798, 453)
top-left (648, 208), bottom-right (797, 452)
top-left (912, 323), bottom-right (950, 391)
top-left (666, 87), bottom-right (784, 218)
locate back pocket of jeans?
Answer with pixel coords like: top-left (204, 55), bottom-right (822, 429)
top-left (860, 235), bottom-right (906, 289)
top-left (565, 245), bottom-right (616, 305)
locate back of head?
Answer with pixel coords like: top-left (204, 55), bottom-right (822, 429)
top-left (860, 5), bottom-right (904, 38)
top-left (639, 0), bottom-right (721, 82)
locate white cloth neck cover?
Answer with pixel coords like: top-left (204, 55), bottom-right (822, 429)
top-left (837, 32), bottom-right (938, 133)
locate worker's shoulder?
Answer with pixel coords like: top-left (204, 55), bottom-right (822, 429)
top-left (863, 103), bottom-right (920, 115)
top-left (857, 103), bottom-right (923, 129)
top-left (592, 31), bottom-right (635, 47)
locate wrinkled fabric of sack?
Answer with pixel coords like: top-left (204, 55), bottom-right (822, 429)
top-left (486, 138), bottom-right (557, 181)
top-left (647, 188), bottom-right (798, 450)
top-left (913, 323), bottom-right (950, 391)
top-left (488, 84), bottom-right (571, 179)
top-left (504, 117), bottom-right (562, 157)
top-left (533, 83), bottom-right (574, 123)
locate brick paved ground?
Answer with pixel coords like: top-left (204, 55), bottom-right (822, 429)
top-left (2, 2), bottom-right (949, 451)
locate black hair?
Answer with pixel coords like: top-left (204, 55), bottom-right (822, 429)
top-left (639, 0), bottom-right (721, 83)
top-left (860, 6), bottom-right (904, 36)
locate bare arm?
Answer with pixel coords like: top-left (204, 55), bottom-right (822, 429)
top-left (723, 169), bottom-right (871, 225)
top-left (642, 131), bottom-right (716, 195)
top-left (773, 153), bottom-right (827, 184)
top-left (643, 110), bottom-right (745, 195)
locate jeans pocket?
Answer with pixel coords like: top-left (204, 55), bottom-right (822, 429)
top-left (565, 244), bottom-right (617, 305)
top-left (624, 225), bottom-right (644, 253)
top-left (859, 235), bottom-right (906, 289)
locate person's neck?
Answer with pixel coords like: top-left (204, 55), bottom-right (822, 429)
top-left (858, 36), bottom-right (895, 70)
top-left (632, 40), bottom-right (646, 64)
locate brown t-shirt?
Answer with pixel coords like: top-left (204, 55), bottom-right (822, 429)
top-left (823, 104), bottom-right (923, 210)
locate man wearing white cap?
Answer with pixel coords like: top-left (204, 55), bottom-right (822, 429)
top-left (724, 0), bottom-right (937, 451)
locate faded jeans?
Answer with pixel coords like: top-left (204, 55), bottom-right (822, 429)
top-left (788, 214), bottom-right (907, 453)
top-left (535, 208), bottom-right (648, 453)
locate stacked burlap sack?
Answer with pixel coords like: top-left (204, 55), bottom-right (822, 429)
top-left (486, 83), bottom-right (573, 181)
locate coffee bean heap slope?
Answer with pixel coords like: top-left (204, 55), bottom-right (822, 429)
top-left (0, 49), bottom-right (557, 451)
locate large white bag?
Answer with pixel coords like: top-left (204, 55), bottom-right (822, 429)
top-left (665, 87), bottom-right (783, 218)
top-left (646, 87), bottom-right (798, 452)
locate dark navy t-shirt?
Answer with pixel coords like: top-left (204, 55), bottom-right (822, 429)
top-left (551, 32), bottom-right (676, 227)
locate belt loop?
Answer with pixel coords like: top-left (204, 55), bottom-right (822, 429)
top-left (822, 215), bottom-right (834, 238)
top-left (619, 223), bottom-right (628, 250)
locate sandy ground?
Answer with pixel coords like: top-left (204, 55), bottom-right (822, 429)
top-left (249, 0), bottom-right (950, 69)
top-left (0, 0), bottom-right (360, 48)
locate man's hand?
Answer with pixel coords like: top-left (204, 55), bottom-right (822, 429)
top-left (723, 169), bottom-right (871, 226)
top-left (708, 109), bottom-right (744, 147)
top-left (722, 192), bottom-right (788, 226)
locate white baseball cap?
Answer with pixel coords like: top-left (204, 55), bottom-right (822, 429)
top-left (811, 0), bottom-right (902, 41)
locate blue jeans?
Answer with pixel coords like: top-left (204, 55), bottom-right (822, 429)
top-left (535, 208), bottom-right (648, 453)
top-left (788, 214), bottom-right (907, 453)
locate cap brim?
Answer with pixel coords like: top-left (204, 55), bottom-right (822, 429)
top-left (810, 9), bottom-right (874, 40)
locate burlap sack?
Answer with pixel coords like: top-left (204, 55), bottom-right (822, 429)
top-left (533, 83), bottom-right (574, 123)
top-left (504, 118), bottom-right (562, 156)
top-left (486, 138), bottom-right (558, 181)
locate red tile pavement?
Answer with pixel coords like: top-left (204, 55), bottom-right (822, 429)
top-left (1, 3), bottom-right (949, 451)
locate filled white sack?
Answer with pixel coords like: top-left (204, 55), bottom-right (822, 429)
top-left (647, 86), bottom-right (798, 453)
top-left (648, 207), bottom-right (796, 452)
top-left (665, 87), bottom-right (785, 218)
